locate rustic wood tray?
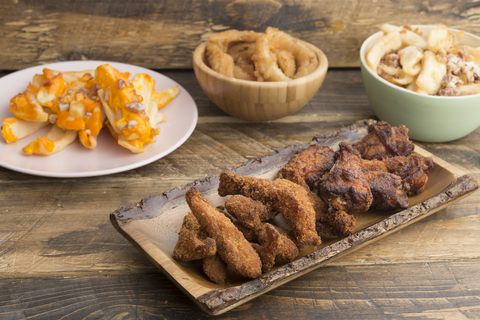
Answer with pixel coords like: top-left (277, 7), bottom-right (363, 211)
top-left (110, 119), bottom-right (479, 315)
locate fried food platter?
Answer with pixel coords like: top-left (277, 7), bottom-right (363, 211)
top-left (110, 119), bottom-right (479, 315)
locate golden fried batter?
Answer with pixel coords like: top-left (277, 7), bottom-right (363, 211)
top-left (185, 187), bottom-right (262, 279)
top-left (218, 171), bottom-right (321, 248)
top-left (319, 143), bottom-right (373, 214)
top-left (252, 223), bottom-right (299, 273)
top-left (233, 220), bottom-right (258, 243)
top-left (316, 209), bottom-right (356, 237)
top-left (202, 254), bottom-right (228, 285)
top-left (277, 144), bottom-right (335, 190)
top-left (172, 212), bottom-right (216, 261)
top-left (352, 121), bottom-right (414, 160)
top-left (225, 195), bottom-right (277, 229)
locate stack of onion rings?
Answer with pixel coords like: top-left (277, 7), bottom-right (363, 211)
top-left (205, 27), bottom-right (318, 82)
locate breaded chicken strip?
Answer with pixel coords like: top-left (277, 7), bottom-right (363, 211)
top-left (252, 223), bottom-right (299, 273)
top-left (172, 212), bottom-right (216, 261)
top-left (202, 254), bottom-right (228, 285)
top-left (218, 171), bottom-right (322, 248)
top-left (352, 121), bottom-right (414, 160)
top-left (319, 143), bottom-right (373, 214)
top-left (185, 187), bottom-right (262, 279)
top-left (277, 144), bottom-right (335, 190)
top-left (224, 195), bottom-right (299, 272)
top-left (225, 195), bottom-right (277, 229)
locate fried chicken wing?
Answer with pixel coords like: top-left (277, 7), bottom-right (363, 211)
top-left (363, 171), bottom-right (409, 210)
top-left (362, 154), bottom-right (434, 195)
top-left (382, 154), bottom-right (433, 195)
top-left (352, 121), bottom-right (414, 160)
top-left (185, 187), bottom-right (262, 279)
top-left (319, 142), bottom-right (373, 214)
top-left (172, 212), bottom-right (216, 261)
top-left (277, 144), bottom-right (335, 190)
top-left (202, 254), bottom-right (228, 285)
top-left (306, 186), bottom-right (356, 237)
top-left (315, 208), bottom-right (356, 237)
top-left (225, 195), bottom-right (277, 229)
top-left (218, 171), bottom-right (321, 248)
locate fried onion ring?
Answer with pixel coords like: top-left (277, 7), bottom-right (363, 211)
top-left (228, 42), bottom-right (257, 81)
top-left (206, 30), bottom-right (259, 78)
top-left (252, 27), bottom-right (318, 81)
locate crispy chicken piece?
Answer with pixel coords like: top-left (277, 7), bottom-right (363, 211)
top-left (233, 220), bottom-right (258, 242)
top-left (277, 144), bottom-right (335, 190)
top-left (363, 171), bottom-right (409, 210)
top-left (319, 143), bottom-right (373, 214)
top-left (383, 154), bottom-right (434, 195)
top-left (225, 194), bottom-right (298, 272)
top-left (225, 195), bottom-right (277, 229)
top-left (316, 208), bottom-right (356, 237)
top-left (252, 223), bottom-right (299, 273)
top-left (218, 171), bottom-right (322, 248)
top-left (362, 154), bottom-right (434, 195)
top-left (276, 146), bottom-right (356, 238)
top-left (185, 187), bottom-right (262, 279)
top-left (352, 121), bottom-right (414, 160)
top-left (172, 212), bottom-right (216, 261)
top-left (310, 193), bottom-right (356, 237)
top-left (202, 254), bottom-right (228, 285)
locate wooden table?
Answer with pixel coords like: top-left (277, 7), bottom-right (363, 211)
top-left (1, 67), bottom-right (480, 319)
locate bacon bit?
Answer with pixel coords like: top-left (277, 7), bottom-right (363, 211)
top-left (438, 87), bottom-right (460, 96)
top-left (48, 114), bottom-right (57, 124)
top-left (125, 101), bottom-right (145, 113)
top-left (127, 120), bottom-right (138, 129)
top-left (77, 88), bottom-right (89, 96)
top-left (117, 79), bottom-right (126, 89)
top-left (104, 88), bottom-right (110, 102)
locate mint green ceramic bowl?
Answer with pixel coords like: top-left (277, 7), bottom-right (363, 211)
top-left (360, 25), bottom-right (480, 142)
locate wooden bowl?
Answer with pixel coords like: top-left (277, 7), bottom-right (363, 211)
top-left (193, 40), bottom-right (328, 122)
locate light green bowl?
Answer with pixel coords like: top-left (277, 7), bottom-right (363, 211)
top-left (360, 25), bottom-right (480, 142)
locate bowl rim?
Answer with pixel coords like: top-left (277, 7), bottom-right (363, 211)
top-left (193, 38), bottom-right (328, 87)
top-left (360, 24), bottom-right (480, 100)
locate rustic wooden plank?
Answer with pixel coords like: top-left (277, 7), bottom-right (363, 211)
top-left (1, 261), bottom-right (480, 319)
top-left (2, 1), bottom-right (480, 69)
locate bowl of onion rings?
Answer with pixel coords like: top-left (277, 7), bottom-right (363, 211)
top-left (360, 23), bottom-right (480, 142)
top-left (193, 27), bottom-right (328, 122)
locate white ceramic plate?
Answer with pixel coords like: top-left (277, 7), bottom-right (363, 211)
top-left (0, 61), bottom-right (198, 178)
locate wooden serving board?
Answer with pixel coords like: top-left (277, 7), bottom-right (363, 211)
top-left (110, 119), bottom-right (479, 315)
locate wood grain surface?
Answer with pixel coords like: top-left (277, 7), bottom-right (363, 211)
top-left (2, 0), bottom-right (480, 69)
top-left (1, 68), bottom-right (480, 319)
